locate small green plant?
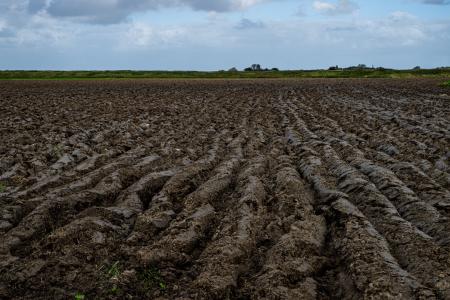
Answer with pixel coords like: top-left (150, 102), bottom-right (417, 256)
top-left (0, 182), bottom-right (6, 193)
top-left (139, 266), bottom-right (167, 291)
top-left (51, 144), bottom-right (64, 159)
top-left (441, 80), bottom-right (450, 87)
top-left (110, 286), bottom-right (120, 294)
top-left (107, 261), bottom-right (121, 278)
top-left (74, 292), bottom-right (85, 300)
top-left (101, 261), bottom-right (124, 296)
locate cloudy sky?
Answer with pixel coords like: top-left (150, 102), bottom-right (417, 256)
top-left (0, 0), bottom-right (449, 70)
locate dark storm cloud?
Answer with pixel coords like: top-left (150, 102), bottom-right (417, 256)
top-left (43, 0), bottom-right (259, 24)
top-left (45, 0), bottom-right (136, 24)
top-left (183, 0), bottom-right (235, 11)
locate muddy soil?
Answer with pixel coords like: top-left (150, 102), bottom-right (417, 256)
top-left (0, 79), bottom-right (449, 299)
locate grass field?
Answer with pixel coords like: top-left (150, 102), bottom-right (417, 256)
top-left (1, 68), bottom-right (450, 80)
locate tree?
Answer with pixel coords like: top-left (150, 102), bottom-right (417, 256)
top-left (413, 66), bottom-right (421, 70)
top-left (251, 64), bottom-right (262, 71)
top-left (228, 67), bottom-right (238, 72)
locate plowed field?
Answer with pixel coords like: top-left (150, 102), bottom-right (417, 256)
top-left (0, 79), bottom-right (449, 299)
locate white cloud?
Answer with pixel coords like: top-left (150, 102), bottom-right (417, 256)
top-left (313, 0), bottom-right (358, 15)
top-left (235, 18), bottom-right (265, 29)
top-left (389, 11), bottom-right (417, 22)
top-left (314, 2), bottom-right (335, 12)
top-left (233, 0), bottom-right (267, 9)
top-left (0, 6), bottom-right (444, 52)
top-left (13, 13), bottom-right (74, 46)
top-left (363, 12), bottom-right (426, 46)
top-left (0, 19), bottom-right (7, 31)
top-left (125, 22), bottom-right (186, 47)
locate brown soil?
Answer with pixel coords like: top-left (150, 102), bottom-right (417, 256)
top-left (0, 79), bottom-right (449, 299)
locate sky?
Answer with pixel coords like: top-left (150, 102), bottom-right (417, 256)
top-left (0, 0), bottom-right (449, 70)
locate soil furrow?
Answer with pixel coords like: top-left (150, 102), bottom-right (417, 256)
top-left (1, 79), bottom-right (449, 299)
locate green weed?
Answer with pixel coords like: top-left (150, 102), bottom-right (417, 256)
top-left (74, 292), bottom-right (85, 300)
top-left (106, 261), bottom-right (121, 278)
top-left (102, 261), bottom-right (123, 296)
top-left (110, 286), bottom-right (121, 294)
top-left (441, 80), bottom-right (450, 87)
top-left (0, 182), bottom-right (5, 193)
top-left (138, 266), bottom-right (167, 291)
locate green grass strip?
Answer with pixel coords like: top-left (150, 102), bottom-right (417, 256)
top-left (1, 69), bottom-right (450, 80)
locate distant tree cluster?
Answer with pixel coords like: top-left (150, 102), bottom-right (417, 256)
top-left (221, 65), bottom-right (280, 72)
top-left (344, 64), bottom-right (370, 70)
top-left (243, 64), bottom-right (279, 72)
top-left (327, 64), bottom-right (428, 71)
top-left (246, 64), bottom-right (262, 71)
top-left (327, 64), bottom-right (373, 71)
top-left (223, 64), bottom-right (446, 73)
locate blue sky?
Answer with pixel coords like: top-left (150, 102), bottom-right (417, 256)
top-left (0, 0), bottom-right (449, 70)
